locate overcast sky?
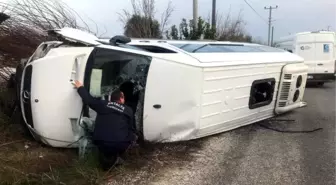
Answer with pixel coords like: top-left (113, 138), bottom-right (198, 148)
top-left (3, 0), bottom-right (336, 41)
top-left (65, 0), bottom-right (335, 41)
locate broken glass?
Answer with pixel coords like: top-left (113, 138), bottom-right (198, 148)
top-left (86, 48), bottom-right (152, 134)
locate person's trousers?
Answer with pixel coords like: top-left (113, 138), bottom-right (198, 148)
top-left (95, 141), bottom-right (131, 170)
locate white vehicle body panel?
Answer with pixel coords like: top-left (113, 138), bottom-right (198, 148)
top-left (50, 27), bottom-right (100, 46)
top-left (19, 28), bottom-right (309, 147)
top-left (21, 47), bottom-right (93, 146)
top-left (143, 58), bottom-right (307, 142)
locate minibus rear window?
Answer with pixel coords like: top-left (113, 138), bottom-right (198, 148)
top-left (249, 78), bottom-right (276, 109)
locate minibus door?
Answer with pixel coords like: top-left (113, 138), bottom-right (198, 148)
top-left (80, 45), bottom-right (154, 135)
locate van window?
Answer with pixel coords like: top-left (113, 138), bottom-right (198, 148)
top-left (89, 69), bottom-right (103, 97)
top-left (249, 78), bottom-right (276, 109)
top-left (178, 44), bottom-right (209, 52)
top-left (170, 43), bottom-right (285, 53)
top-left (211, 44), bottom-right (262, 52)
top-left (254, 45), bottom-right (287, 52)
top-left (87, 48), bottom-right (151, 98)
top-left (130, 45), bottom-right (177, 53)
top-left (118, 43), bottom-right (146, 51)
top-left (195, 45), bottom-right (231, 52)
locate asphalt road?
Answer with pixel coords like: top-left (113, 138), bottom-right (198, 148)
top-left (148, 82), bottom-right (335, 185)
top-left (108, 82), bottom-right (335, 185)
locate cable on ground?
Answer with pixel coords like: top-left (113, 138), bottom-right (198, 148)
top-left (258, 123), bottom-right (323, 133)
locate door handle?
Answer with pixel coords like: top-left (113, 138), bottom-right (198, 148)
top-left (71, 58), bottom-right (79, 82)
top-left (153, 104), bottom-right (162, 109)
top-left (317, 63), bottom-right (323, 66)
top-left (70, 54), bottom-right (86, 82)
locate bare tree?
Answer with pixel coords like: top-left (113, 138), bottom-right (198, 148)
top-left (119, 0), bottom-right (174, 38)
top-left (160, 1), bottom-right (174, 35)
top-left (0, 0), bottom-right (97, 83)
top-left (215, 9), bottom-right (250, 41)
top-left (252, 36), bottom-right (267, 45)
top-left (0, 0), bottom-right (101, 118)
top-left (1, 0), bottom-right (96, 33)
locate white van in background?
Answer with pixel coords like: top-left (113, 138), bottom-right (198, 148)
top-left (276, 31), bottom-right (336, 85)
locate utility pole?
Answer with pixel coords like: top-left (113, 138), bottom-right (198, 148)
top-left (271, 26), bottom-right (274, 46)
top-left (193, 0), bottom-right (198, 28)
top-left (264, 5), bottom-right (278, 46)
top-left (212, 0), bottom-right (216, 29)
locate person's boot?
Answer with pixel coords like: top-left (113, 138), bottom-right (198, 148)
top-left (100, 154), bottom-right (117, 171)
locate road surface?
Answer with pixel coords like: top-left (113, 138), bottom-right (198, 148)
top-left (109, 82), bottom-right (335, 185)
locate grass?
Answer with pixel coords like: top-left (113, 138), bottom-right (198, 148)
top-left (0, 112), bottom-right (204, 185)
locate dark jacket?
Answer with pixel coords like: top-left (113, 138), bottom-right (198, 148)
top-left (77, 86), bottom-right (136, 143)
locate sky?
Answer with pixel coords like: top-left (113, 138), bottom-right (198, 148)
top-left (2, 0), bottom-right (336, 41)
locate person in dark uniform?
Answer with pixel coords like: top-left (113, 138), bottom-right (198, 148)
top-left (73, 80), bottom-right (136, 170)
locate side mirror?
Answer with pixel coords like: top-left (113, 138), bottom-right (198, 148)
top-left (109, 35), bottom-right (131, 46)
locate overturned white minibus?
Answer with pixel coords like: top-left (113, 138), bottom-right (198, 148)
top-left (19, 28), bottom-right (308, 148)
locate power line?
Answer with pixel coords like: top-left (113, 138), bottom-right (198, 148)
top-left (242, 0), bottom-right (268, 24)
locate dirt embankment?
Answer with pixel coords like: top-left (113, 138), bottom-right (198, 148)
top-left (0, 116), bottom-right (206, 185)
